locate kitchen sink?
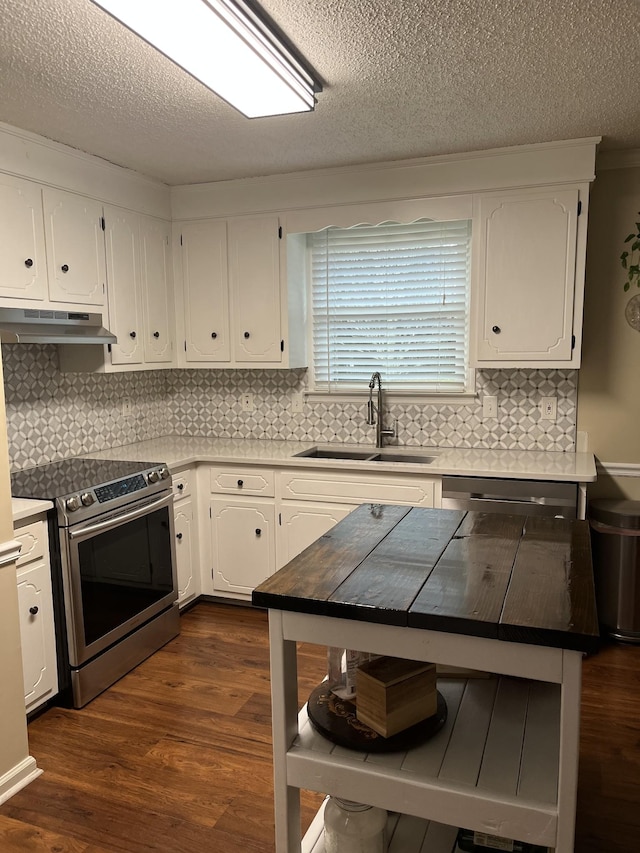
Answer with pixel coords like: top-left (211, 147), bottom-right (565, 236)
top-left (294, 447), bottom-right (379, 460)
top-left (371, 452), bottom-right (437, 464)
top-left (294, 447), bottom-right (437, 464)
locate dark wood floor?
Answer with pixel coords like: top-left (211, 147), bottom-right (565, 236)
top-left (0, 601), bottom-right (638, 852)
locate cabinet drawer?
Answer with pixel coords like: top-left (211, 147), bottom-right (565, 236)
top-left (14, 518), bottom-right (48, 568)
top-left (278, 470), bottom-right (438, 507)
top-left (172, 467), bottom-right (194, 500)
top-left (210, 466), bottom-right (275, 497)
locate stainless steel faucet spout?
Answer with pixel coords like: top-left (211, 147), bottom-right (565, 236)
top-left (367, 371), bottom-right (396, 448)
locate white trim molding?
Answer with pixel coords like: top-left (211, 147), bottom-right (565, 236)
top-left (0, 756), bottom-right (41, 806)
top-left (0, 538), bottom-right (22, 569)
top-left (596, 461), bottom-right (640, 478)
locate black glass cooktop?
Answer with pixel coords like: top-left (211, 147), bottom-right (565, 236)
top-left (11, 458), bottom-right (161, 500)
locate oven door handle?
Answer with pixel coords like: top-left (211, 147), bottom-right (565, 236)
top-left (68, 492), bottom-right (173, 540)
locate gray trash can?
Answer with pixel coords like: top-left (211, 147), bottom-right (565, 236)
top-left (589, 499), bottom-right (640, 642)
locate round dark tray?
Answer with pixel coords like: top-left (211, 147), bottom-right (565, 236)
top-left (306, 683), bottom-right (447, 752)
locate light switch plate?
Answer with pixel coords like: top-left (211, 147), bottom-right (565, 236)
top-left (291, 393), bottom-right (304, 413)
top-left (241, 393), bottom-right (254, 412)
top-left (482, 395), bottom-right (498, 419)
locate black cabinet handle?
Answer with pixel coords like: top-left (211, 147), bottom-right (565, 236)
top-left (130, 331), bottom-right (137, 338)
top-left (237, 479), bottom-right (244, 487)
top-left (176, 532), bottom-right (183, 540)
top-left (29, 606), bottom-right (39, 615)
top-left (177, 482), bottom-right (184, 491)
top-left (24, 258), bottom-right (33, 268)
top-left (243, 331), bottom-right (250, 339)
top-left (255, 528), bottom-right (262, 536)
top-left (211, 332), bottom-right (217, 339)
top-left (492, 325), bottom-right (501, 334)
top-left (61, 264), bottom-right (69, 273)
top-left (153, 331), bottom-right (160, 338)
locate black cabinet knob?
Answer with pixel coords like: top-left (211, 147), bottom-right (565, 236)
top-left (255, 528), bottom-right (262, 536)
top-left (176, 532), bottom-right (183, 540)
top-left (61, 264), bottom-right (69, 273)
top-left (211, 332), bottom-right (217, 339)
top-left (492, 325), bottom-right (501, 334)
top-left (177, 482), bottom-right (184, 491)
top-left (29, 606), bottom-right (39, 615)
top-left (243, 331), bottom-right (250, 339)
top-left (153, 331), bottom-right (160, 338)
top-left (24, 258), bottom-right (33, 268)
top-left (130, 331), bottom-right (136, 338)
top-left (237, 479), bottom-right (244, 487)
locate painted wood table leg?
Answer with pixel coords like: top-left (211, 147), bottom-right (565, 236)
top-left (269, 610), bottom-right (302, 853)
top-left (555, 649), bottom-right (583, 853)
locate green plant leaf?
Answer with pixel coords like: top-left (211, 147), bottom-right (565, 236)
top-left (625, 233), bottom-right (636, 242)
top-left (625, 282), bottom-right (630, 291)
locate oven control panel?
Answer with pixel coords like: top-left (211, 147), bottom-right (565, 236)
top-left (95, 473), bottom-right (147, 504)
top-left (63, 466), bottom-right (171, 516)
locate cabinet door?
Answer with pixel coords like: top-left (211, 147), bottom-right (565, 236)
top-left (140, 216), bottom-right (174, 363)
top-left (278, 502), bottom-right (356, 568)
top-left (17, 560), bottom-right (58, 712)
top-left (211, 498), bottom-right (275, 596)
top-left (181, 220), bottom-right (230, 362)
top-left (474, 188), bottom-right (579, 364)
top-left (228, 215), bottom-right (282, 363)
top-left (104, 206), bottom-right (144, 365)
top-left (174, 497), bottom-right (199, 608)
top-left (0, 175), bottom-right (47, 302)
top-left (42, 187), bottom-right (106, 306)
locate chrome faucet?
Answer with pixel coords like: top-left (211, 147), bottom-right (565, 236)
top-left (367, 371), bottom-right (397, 448)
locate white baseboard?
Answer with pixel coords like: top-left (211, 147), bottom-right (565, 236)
top-left (0, 756), bottom-right (42, 805)
top-left (596, 461), bottom-right (640, 478)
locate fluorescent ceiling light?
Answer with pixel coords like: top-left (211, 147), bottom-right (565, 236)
top-left (90, 0), bottom-right (321, 118)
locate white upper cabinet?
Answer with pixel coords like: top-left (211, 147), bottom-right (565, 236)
top-left (177, 213), bottom-right (306, 369)
top-left (228, 215), bottom-right (282, 363)
top-left (471, 186), bottom-right (585, 367)
top-left (140, 216), bottom-right (174, 363)
top-left (181, 219), bottom-right (230, 363)
top-left (42, 187), bottom-right (106, 306)
top-left (59, 210), bottom-right (175, 373)
top-left (103, 206), bottom-right (144, 366)
top-left (0, 175), bottom-right (48, 302)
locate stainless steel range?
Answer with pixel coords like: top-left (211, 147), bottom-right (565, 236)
top-left (11, 457), bottom-right (180, 708)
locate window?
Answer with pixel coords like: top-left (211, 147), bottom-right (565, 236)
top-left (309, 218), bottom-right (472, 393)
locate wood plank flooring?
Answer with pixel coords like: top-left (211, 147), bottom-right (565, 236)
top-left (0, 601), bottom-right (638, 852)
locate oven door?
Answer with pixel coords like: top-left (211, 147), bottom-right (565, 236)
top-left (60, 490), bottom-right (177, 667)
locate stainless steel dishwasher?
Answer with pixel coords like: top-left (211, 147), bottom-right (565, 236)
top-left (441, 475), bottom-right (578, 519)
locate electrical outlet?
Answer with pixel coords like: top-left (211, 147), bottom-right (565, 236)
top-left (291, 392), bottom-right (304, 413)
top-left (540, 396), bottom-right (557, 421)
top-left (121, 399), bottom-right (132, 418)
top-left (241, 393), bottom-right (254, 412)
top-left (482, 395), bottom-right (498, 419)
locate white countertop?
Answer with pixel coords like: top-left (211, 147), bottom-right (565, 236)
top-left (84, 436), bottom-right (597, 482)
top-left (12, 497), bottom-right (53, 523)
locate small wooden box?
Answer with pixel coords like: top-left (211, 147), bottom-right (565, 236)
top-left (355, 656), bottom-right (437, 738)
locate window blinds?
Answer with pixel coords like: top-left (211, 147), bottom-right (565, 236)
top-left (310, 219), bottom-right (471, 392)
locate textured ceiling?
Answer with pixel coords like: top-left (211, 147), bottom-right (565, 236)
top-left (0, 0), bottom-right (638, 186)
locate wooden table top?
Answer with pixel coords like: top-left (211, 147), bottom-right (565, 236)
top-left (252, 505), bottom-right (601, 654)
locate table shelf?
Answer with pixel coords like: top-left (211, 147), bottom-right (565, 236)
top-left (293, 676), bottom-right (560, 848)
top-left (302, 799), bottom-right (463, 853)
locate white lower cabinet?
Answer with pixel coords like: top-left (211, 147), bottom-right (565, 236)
top-left (276, 468), bottom-right (440, 571)
top-left (172, 467), bottom-right (200, 609)
top-left (277, 501), bottom-right (357, 567)
top-left (14, 516), bottom-right (58, 714)
top-left (210, 498), bottom-right (275, 598)
top-left (207, 465), bottom-right (276, 600)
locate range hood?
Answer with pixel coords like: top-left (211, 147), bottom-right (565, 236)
top-left (0, 308), bottom-right (117, 345)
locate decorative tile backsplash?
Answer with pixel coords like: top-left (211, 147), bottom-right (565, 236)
top-left (2, 344), bottom-right (577, 471)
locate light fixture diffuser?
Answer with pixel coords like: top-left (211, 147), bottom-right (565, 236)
top-left (90, 0), bottom-right (321, 118)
